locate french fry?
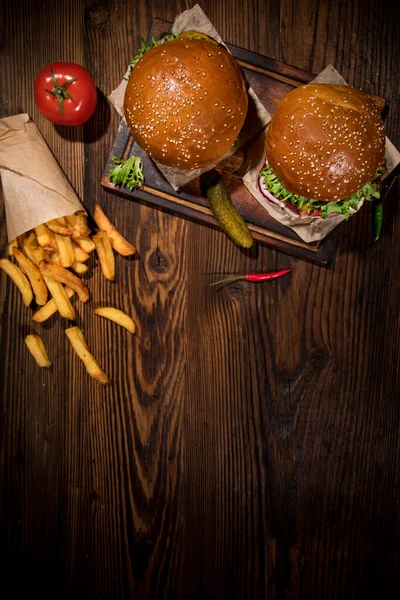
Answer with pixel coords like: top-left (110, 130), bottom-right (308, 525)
top-left (71, 239), bottom-right (90, 263)
top-left (22, 232), bottom-right (48, 265)
top-left (13, 234), bottom-right (28, 273)
top-left (93, 306), bottom-right (136, 334)
top-left (66, 212), bottom-right (91, 237)
top-left (13, 248), bottom-right (48, 306)
top-left (93, 203), bottom-right (136, 256)
top-left (22, 232), bottom-right (38, 262)
top-left (45, 217), bottom-right (73, 237)
top-left (65, 326), bottom-right (109, 385)
top-left (71, 261), bottom-right (88, 275)
top-left (25, 333), bottom-right (51, 367)
top-left (17, 233), bottom-right (27, 249)
top-left (55, 233), bottom-right (75, 267)
top-left (50, 252), bottom-right (60, 264)
top-left (33, 286), bottom-right (75, 323)
top-left (75, 212), bottom-right (91, 236)
top-left (42, 275), bottom-right (75, 320)
top-left (0, 258), bottom-right (33, 306)
top-left (92, 231), bottom-right (115, 281)
top-left (34, 224), bottom-right (57, 252)
top-left (8, 238), bottom-right (18, 256)
top-left (39, 260), bottom-right (90, 302)
top-left (73, 235), bottom-right (96, 253)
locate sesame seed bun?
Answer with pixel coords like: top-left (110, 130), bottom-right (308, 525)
top-left (124, 36), bottom-right (248, 170)
top-left (265, 84), bottom-right (385, 201)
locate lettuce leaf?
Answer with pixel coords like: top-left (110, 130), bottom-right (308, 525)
top-left (109, 156), bottom-right (144, 191)
top-left (260, 163), bottom-right (384, 219)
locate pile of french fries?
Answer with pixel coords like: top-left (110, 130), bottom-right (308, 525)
top-left (0, 204), bottom-right (137, 385)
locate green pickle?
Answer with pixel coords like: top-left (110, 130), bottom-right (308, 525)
top-left (206, 176), bottom-right (253, 248)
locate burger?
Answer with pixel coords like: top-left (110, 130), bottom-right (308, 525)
top-left (258, 83), bottom-right (386, 220)
top-left (123, 31), bottom-right (248, 170)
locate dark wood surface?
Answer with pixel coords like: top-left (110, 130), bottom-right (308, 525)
top-left (1, 1), bottom-right (400, 598)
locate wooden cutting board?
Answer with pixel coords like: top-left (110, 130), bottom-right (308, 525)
top-left (101, 18), bottom-right (387, 266)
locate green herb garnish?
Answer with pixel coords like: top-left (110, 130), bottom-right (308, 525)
top-left (124, 32), bottom-right (177, 80)
top-left (177, 31), bottom-right (217, 42)
top-left (260, 163), bottom-right (384, 219)
top-left (109, 156), bottom-right (144, 191)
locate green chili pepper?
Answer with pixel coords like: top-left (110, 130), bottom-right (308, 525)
top-left (373, 201), bottom-right (383, 242)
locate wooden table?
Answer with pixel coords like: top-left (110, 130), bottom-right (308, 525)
top-left (1, 1), bottom-right (399, 598)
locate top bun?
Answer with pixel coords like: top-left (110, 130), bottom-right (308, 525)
top-left (124, 35), bottom-right (248, 170)
top-left (265, 84), bottom-right (385, 201)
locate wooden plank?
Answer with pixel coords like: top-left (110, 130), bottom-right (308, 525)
top-left (2, 2), bottom-right (400, 600)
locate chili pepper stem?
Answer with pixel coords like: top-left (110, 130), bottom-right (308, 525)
top-left (210, 275), bottom-right (246, 287)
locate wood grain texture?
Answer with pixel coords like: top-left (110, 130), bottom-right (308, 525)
top-left (1, 1), bottom-right (400, 599)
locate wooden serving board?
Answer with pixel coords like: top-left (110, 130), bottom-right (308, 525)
top-left (101, 18), bottom-right (387, 266)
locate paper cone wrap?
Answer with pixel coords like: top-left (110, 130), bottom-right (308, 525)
top-left (0, 113), bottom-right (85, 241)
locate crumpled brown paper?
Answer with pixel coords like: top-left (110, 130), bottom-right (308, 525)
top-left (0, 113), bottom-right (84, 241)
top-left (108, 3), bottom-right (270, 190)
top-left (241, 65), bottom-right (400, 243)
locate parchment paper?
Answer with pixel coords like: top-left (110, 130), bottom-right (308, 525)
top-left (241, 65), bottom-right (400, 243)
top-left (0, 113), bottom-right (85, 241)
top-left (108, 3), bottom-right (270, 190)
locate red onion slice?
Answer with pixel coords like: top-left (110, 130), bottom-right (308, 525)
top-left (258, 174), bottom-right (285, 207)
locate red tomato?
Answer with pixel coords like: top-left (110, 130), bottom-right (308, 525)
top-left (34, 62), bottom-right (97, 126)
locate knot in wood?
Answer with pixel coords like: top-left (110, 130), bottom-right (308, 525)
top-left (309, 346), bottom-right (330, 370)
top-left (85, 3), bottom-right (110, 29)
top-left (148, 250), bottom-right (169, 274)
top-left (225, 280), bottom-right (250, 300)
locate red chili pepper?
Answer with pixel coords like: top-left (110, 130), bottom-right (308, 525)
top-left (210, 269), bottom-right (291, 286)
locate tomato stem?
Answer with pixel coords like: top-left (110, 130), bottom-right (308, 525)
top-left (45, 69), bottom-right (77, 117)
